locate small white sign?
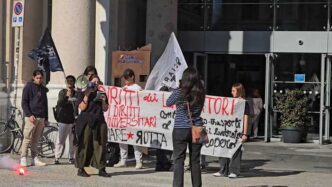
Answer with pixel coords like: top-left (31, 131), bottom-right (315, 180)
top-left (12, 0), bottom-right (25, 27)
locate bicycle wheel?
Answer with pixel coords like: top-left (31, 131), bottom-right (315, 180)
top-left (12, 132), bottom-right (23, 154)
top-left (38, 125), bottom-right (58, 158)
top-left (0, 121), bottom-right (14, 154)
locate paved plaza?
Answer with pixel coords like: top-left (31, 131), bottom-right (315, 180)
top-left (1, 141), bottom-right (332, 187)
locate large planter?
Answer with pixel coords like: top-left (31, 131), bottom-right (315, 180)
top-left (282, 128), bottom-right (305, 143)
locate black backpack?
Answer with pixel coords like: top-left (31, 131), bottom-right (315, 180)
top-left (105, 142), bottom-right (120, 167)
top-left (53, 106), bottom-right (60, 122)
top-left (53, 89), bottom-right (76, 123)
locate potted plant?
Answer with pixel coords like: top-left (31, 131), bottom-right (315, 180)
top-left (274, 89), bottom-right (309, 143)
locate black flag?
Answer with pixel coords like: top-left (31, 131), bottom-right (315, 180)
top-left (28, 28), bottom-right (63, 83)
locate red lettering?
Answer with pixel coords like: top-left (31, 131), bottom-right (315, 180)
top-left (214, 98), bottom-right (222, 115)
top-left (162, 93), bottom-right (175, 109)
top-left (222, 98), bottom-right (229, 115)
top-left (205, 96), bottom-right (214, 114)
top-left (231, 99), bottom-right (235, 115)
top-left (143, 93), bottom-right (159, 103)
top-left (109, 86), bottom-right (119, 105)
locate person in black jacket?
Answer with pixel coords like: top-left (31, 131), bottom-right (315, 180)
top-left (75, 74), bottom-right (110, 177)
top-left (54, 75), bottom-right (77, 165)
top-left (20, 70), bottom-right (48, 167)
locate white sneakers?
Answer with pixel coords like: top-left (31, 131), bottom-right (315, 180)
top-left (212, 172), bottom-right (238, 178)
top-left (21, 157), bottom-right (46, 167)
top-left (228, 173), bottom-right (238, 178)
top-left (113, 160), bottom-right (127, 168)
top-left (135, 162), bottom-right (143, 169)
top-left (213, 172), bottom-right (222, 177)
top-left (114, 160), bottom-right (143, 169)
top-left (31, 157), bottom-right (47, 166)
top-left (20, 157), bottom-right (28, 167)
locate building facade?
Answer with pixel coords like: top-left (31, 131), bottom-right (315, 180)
top-left (0, 0), bottom-right (331, 143)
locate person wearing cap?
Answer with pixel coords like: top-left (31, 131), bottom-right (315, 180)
top-left (54, 75), bottom-right (77, 165)
top-left (114, 68), bottom-right (144, 169)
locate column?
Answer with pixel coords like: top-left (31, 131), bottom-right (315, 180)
top-left (52, 1), bottom-right (96, 157)
top-left (0, 0), bottom-right (5, 84)
top-left (52, 0), bottom-right (96, 82)
top-left (95, 0), bottom-right (110, 84)
top-left (0, 0), bottom-right (7, 120)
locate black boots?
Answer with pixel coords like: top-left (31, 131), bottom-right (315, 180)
top-left (77, 168), bottom-right (90, 177)
top-left (98, 168), bottom-right (111, 177)
top-left (77, 168), bottom-right (110, 177)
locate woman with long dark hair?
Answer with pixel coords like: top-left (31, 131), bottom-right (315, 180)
top-left (166, 67), bottom-right (206, 187)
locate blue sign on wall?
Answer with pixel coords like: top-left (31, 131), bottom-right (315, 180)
top-left (294, 74), bottom-right (305, 82)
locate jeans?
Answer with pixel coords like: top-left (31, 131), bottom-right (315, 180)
top-left (55, 123), bottom-right (75, 159)
top-left (218, 146), bottom-right (242, 176)
top-left (119, 144), bottom-right (143, 163)
top-left (173, 128), bottom-right (202, 187)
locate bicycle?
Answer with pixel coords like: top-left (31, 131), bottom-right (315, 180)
top-left (0, 107), bottom-right (62, 158)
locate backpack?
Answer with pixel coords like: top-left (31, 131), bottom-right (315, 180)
top-left (53, 106), bottom-right (60, 122)
top-left (53, 89), bottom-right (76, 123)
top-left (105, 142), bottom-right (120, 167)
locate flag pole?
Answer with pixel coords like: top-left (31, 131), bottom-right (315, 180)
top-left (62, 71), bottom-right (67, 80)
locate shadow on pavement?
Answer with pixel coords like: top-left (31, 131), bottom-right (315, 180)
top-left (203, 159), bottom-right (303, 178)
top-left (110, 169), bottom-right (159, 176)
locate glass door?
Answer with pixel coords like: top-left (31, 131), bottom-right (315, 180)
top-left (193, 53), bottom-right (208, 91)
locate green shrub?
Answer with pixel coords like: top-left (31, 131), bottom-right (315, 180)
top-left (274, 89), bottom-right (309, 129)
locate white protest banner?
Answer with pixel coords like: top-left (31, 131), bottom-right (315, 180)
top-left (101, 86), bottom-right (245, 158)
top-left (145, 32), bottom-right (188, 91)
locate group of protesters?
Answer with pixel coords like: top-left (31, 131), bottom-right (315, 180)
top-left (19, 64), bottom-right (252, 187)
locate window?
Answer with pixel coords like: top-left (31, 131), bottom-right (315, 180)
top-left (276, 1), bottom-right (328, 31)
top-left (177, 0), bottom-right (330, 31)
top-left (206, 1), bottom-right (273, 31)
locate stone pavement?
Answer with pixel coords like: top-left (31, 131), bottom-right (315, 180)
top-left (1, 140), bottom-right (332, 187)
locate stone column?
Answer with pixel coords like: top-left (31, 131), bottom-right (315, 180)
top-left (0, 0), bottom-right (5, 84)
top-left (0, 0), bottom-right (7, 121)
top-left (95, 0), bottom-right (110, 84)
top-left (146, 0), bottom-right (178, 65)
top-left (51, 1), bottom-right (96, 158)
top-left (52, 0), bottom-right (96, 82)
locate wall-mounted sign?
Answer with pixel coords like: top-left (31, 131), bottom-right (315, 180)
top-left (294, 74), bottom-right (305, 83)
top-left (12, 0), bottom-right (25, 27)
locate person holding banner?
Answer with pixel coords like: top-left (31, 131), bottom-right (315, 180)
top-left (213, 83), bottom-right (249, 178)
top-left (114, 69), bottom-right (144, 169)
top-left (166, 67), bottom-right (205, 187)
top-left (75, 74), bottom-right (110, 177)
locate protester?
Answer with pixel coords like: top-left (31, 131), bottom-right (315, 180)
top-left (246, 90), bottom-right (255, 139)
top-left (114, 68), bottom-right (144, 169)
top-left (167, 67), bottom-right (205, 187)
top-left (155, 86), bottom-right (173, 171)
top-left (251, 89), bottom-right (263, 138)
top-left (213, 83), bottom-right (249, 178)
top-left (54, 75), bottom-right (77, 165)
top-left (83, 65), bottom-right (98, 81)
top-left (75, 74), bottom-right (110, 177)
top-left (20, 70), bottom-right (48, 167)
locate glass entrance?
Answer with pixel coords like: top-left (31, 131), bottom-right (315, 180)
top-left (269, 53), bottom-right (331, 143)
